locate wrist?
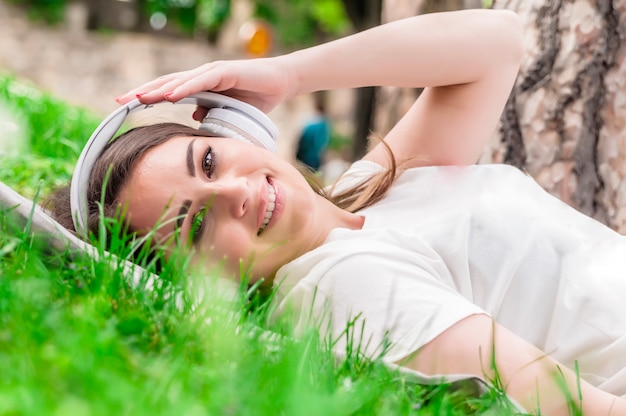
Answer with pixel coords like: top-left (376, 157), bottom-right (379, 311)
top-left (273, 52), bottom-right (305, 99)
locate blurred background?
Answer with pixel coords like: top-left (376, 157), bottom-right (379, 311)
top-left (0, 0), bottom-right (481, 183)
top-left (2, 0), bottom-right (626, 232)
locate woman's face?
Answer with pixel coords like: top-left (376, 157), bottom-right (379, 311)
top-left (118, 135), bottom-right (330, 284)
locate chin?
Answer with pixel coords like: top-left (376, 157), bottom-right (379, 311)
top-left (228, 260), bottom-right (275, 288)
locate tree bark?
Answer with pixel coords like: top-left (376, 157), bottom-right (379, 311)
top-left (374, 0), bottom-right (626, 232)
top-left (487, 0), bottom-right (626, 231)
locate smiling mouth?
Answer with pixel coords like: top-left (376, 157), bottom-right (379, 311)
top-left (257, 182), bottom-right (276, 236)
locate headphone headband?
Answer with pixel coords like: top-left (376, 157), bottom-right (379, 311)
top-left (69, 92), bottom-right (279, 237)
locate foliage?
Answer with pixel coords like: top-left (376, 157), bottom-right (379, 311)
top-left (145, 0), bottom-right (350, 47)
top-left (4, 0), bottom-right (349, 48)
top-left (328, 130), bottom-right (352, 153)
top-left (196, 0), bottom-right (230, 32)
top-left (4, 0), bottom-right (67, 24)
top-left (0, 73), bottom-right (101, 198)
top-left (253, 0), bottom-right (350, 47)
top-left (0, 75), bottom-right (525, 414)
top-left (143, 0), bottom-right (231, 35)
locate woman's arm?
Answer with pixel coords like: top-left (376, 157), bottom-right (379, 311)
top-left (406, 314), bottom-right (626, 415)
top-left (117, 9), bottom-right (522, 166)
top-left (288, 9), bottom-right (524, 166)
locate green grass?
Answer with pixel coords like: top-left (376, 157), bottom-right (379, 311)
top-left (0, 73), bottom-right (100, 198)
top-left (0, 74), bottom-right (524, 415)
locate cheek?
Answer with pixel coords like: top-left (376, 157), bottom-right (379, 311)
top-left (194, 227), bottom-right (253, 272)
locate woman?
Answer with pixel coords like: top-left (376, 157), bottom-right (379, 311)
top-left (50, 9), bottom-right (626, 415)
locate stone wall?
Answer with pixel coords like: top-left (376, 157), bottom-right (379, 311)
top-left (0, 2), bottom-right (215, 115)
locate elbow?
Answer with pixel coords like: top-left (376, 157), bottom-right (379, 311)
top-left (494, 9), bottom-right (525, 69)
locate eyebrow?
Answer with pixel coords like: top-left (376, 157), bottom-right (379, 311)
top-left (176, 199), bottom-right (192, 231)
top-left (186, 139), bottom-right (196, 177)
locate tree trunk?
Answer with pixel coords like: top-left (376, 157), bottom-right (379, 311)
top-left (375, 0), bottom-right (626, 232)
top-left (487, 0), bottom-right (626, 231)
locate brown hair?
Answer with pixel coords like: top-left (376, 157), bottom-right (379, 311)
top-left (45, 123), bottom-right (215, 236)
top-left (323, 137), bottom-right (410, 212)
top-left (46, 123), bottom-right (403, 241)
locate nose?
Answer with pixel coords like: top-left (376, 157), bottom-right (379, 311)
top-left (201, 176), bottom-right (249, 218)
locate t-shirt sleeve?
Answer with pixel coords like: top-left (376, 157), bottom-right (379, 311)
top-left (325, 160), bottom-right (385, 196)
top-left (277, 238), bottom-right (486, 364)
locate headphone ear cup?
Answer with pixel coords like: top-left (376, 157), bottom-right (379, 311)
top-left (200, 107), bottom-right (277, 152)
top-left (200, 120), bottom-right (251, 145)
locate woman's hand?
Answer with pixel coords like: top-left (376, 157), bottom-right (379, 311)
top-left (115, 57), bottom-right (295, 115)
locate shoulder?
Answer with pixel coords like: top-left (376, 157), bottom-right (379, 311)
top-left (273, 229), bottom-right (485, 361)
top-left (328, 160), bottom-right (386, 197)
top-left (276, 228), bottom-right (448, 291)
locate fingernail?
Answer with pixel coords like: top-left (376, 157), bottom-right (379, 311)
top-left (164, 91), bottom-right (174, 99)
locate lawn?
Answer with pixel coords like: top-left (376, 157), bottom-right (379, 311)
top-left (0, 74), bottom-right (522, 415)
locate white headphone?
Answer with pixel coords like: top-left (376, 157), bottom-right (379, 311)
top-left (69, 91), bottom-right (279, 237)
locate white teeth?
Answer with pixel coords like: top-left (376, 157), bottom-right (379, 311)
top-left (258, 183), bottom-right (276, 235)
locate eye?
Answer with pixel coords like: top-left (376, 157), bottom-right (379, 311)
top-left (202, 146), bottom-right (216, 178)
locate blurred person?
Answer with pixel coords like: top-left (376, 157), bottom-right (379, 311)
top-left (295, 93), bottom-right (331, 172)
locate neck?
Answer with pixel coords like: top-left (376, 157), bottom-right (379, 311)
top-left (335, 206), bottom-right (365, 230)
top-left (264, 197), bottom-right (364, 287)
top-left (307, 195), bottom-right (364, 251)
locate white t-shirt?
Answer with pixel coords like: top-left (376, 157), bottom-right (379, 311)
top-left (272, 161), bottom-right (626, 397)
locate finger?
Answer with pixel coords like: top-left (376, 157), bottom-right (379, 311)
top-left (115, 70), bottom-right (196, 104)
top-left (151, 75), bottom-right (226, 103)
top-left (165, 78), bottom-right (213, 101)
top-left (131, 72), bottom-right (212, 104)
top-left (115, 78), bottom-right (172, 104)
